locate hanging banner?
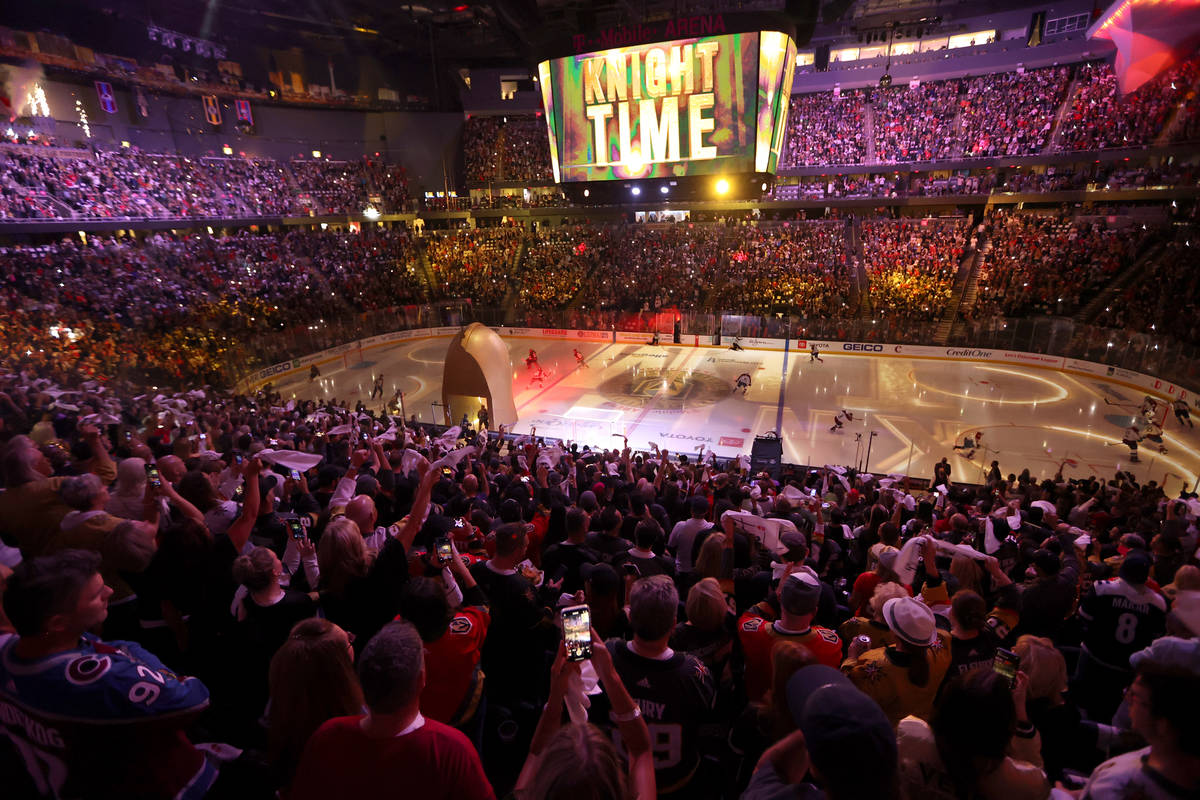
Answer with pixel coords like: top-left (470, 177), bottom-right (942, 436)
top-left (234, 98), bottom-right (253, 125)
top-left (202, 94), bottom-right (222, 126)
top-left (134, 86), bottom-right (149, 118)
top-left (94, 81), bottom-right (117, 114)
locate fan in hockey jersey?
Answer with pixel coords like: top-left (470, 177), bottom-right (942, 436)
top-left (739, 569), bottom-right (843, 704)
top-left (0, 550), bottom-right (216, 799)
top-left (595, 575), bottom-right (716, 796)
top-left (1075, 551), bottom-right (1168, 724)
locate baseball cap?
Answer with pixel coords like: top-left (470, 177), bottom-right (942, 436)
top-left (786, 666), bottom-right (897, 795)
top-left (1130, 636), bottom-right (1200, 678)
top-left (578, 490), bottom-right (599, 512)
top-left (355, 474), bottom-right (380, 498)
top-left (882, 596), bottom-right (937, 647)
top-left (779, 530), bottom-right (808, 561)
top-left (780, 570), bottom-right (822, 616)
top-left (1120, 551), bottom-right (1153, 585)
top-left (877, 545), bottom-right (900, 573)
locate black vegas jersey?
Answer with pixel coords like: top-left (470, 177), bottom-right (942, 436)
top-left (1079, 579), bottom-right (1166, 669)
top-left (596, 640), bottom-right (716, 793)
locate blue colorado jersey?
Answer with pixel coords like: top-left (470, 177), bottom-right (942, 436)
top-left (0, 633), bottom-right (215, 799)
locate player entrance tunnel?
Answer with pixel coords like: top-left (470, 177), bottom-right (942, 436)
top-left (441, 323), bottom-right (518, 428)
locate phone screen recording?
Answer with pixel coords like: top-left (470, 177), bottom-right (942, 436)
top-left (993, 648), bottom-right (1020, 688)
top-left (435, 536), bottom-right (453, 565)
top-left (145, 463), bottom-right (162, 488)
top-left (288, 519), bottom-right (305, 541)
top-left (561, 605), bottom-right (592, 662)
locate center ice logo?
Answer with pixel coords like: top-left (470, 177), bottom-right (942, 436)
top-left (598, 369), bottom-right (729, 410)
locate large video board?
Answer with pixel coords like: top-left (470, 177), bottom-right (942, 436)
top-left (538, 30), bottom-right (796, 182)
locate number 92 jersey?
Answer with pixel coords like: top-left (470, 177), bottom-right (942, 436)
top-left (0, 633), bottom-right (215, 799)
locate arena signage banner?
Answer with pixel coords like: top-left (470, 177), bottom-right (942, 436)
top-left (537, 29), bottom-right (795, 181)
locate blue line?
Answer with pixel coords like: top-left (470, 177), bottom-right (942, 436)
top-left (775, 338), bottom-right (789, 433)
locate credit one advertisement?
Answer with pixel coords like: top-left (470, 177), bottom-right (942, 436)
top-left (538, 30), bottom-right (796, 182)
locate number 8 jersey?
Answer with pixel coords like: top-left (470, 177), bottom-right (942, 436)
top-left (0, 632), bottom-right (216, 799)
top-left (1078, 577), bottom-right (1167, 670)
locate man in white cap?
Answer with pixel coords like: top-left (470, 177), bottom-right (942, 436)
top-left (842, 595), bottom-right (951, 727)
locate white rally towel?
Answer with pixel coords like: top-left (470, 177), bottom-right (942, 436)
top-left (327, 424), bottom-right (353, 436)
top-left (434, 426), bottom-right (462, 449)
top-left (722, 509), bottom-right (798, 555)
top-left (81, 412), bottom-right (121, 425)
top-left (257, 449), bottom-right (325, 472)
top-left (894, 535), bottom-right (988, 585)
top-left (434, 447), bottom-right (476, 470)
top-left (537, 446), bottom-right (565, 470)
top-left (400, 449), bottom-right (426, 475)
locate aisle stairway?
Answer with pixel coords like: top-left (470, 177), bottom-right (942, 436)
top-left (498, 234), bottom-right (529, 320)
top-left (851, 218), bottom-right (871, 318)
top-left (1045, 69), bottom-right (1081, 153)
top-left (935, 236), bottom-right (989, 344)
top-left (863, 102), bottom-right (877, 163)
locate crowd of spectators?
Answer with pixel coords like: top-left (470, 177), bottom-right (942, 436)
top-left (778, 90), bottom-right (869, 167)
top-left (711, 222), bottom-right (854, 317)
top-left (872, 81), bottom-right (962, 164)
top-left (426, 228), bottom-right (523, 305)
top-left (570, 225), bottom-right (726, 313)
top-left (1092, 226), bottom-right (1200, 345)
top-left (0, 149), bottom-right (412, 221)
top-left (958, 67), bottom-right (1070, 158)
top-left (0, 229), bottom-right (427, 385)
top-left (515, 228), bottom-right (589, 310)
top-left (861, 218), bottom-right (969, 322)
top-left (1056, 57), bottom-right (1200, 152)
top-left (0, 373), bottom-right (1197, 799)
top-left (462, 115), bottom-right (554, 184)
top-left (972, 212), bottom-right (1152, 318)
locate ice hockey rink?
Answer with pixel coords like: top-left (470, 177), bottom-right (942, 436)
top-left (271, 334), bottom-right (1200, 495)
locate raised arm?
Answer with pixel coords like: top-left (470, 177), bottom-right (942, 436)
top-left (225, 457), bottom-right (263, 553)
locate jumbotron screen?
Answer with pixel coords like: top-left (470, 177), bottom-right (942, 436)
top-left (538, 30), bottom-right (796, 183)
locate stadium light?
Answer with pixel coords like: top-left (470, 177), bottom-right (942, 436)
top-left (631, 186), bottom-right (641, 196)
top-left (715, 178), bottom-right (730, 196)
top-left (583, 188), bottom-right (590, 197)
top-left (660, 185), bottom-right (669, 195)
top-left (363, 207), bottom-right (381, 220)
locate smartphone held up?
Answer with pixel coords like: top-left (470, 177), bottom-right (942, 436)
top-left (561, 604), bottom-right (592, 662)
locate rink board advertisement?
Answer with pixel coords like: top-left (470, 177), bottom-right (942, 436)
top-left (244, 329), bottom-right (1195, 405)
top-left (537, 30), bottom-right (796, 182)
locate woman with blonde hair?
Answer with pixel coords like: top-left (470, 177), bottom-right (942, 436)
top-left (1013, 634), bottom-right (1079, 781)
top-left (316, 517), bottom-right (375, 646)
top-left (106, 456), bottom-right (147, 520)
top-left (268, 618), bottom-right (363, 791)
top-left (950, 554), bottom-right (984, 597)
top-left (225, 545), bottom-right (319, 735)
top-left (671, 577), bottom-right (735, 685)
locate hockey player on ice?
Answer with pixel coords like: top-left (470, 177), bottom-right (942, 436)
top-left (830, 409), bottom-right (855, 433)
